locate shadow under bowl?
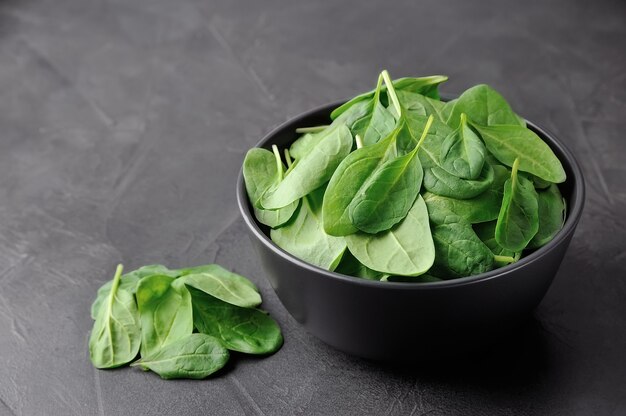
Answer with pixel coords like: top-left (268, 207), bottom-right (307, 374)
top-left (236, 100), bottom-right (585, 360)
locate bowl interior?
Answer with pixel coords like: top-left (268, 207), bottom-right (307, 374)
top-left (237, 100), bottom-right (585, 287)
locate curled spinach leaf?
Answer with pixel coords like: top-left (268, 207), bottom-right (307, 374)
top-left (131, 334), bottom-right (229, 380)
top-left (178, 265), bottom-right (262, 308)
top-left (89, 265), bottom-right (141, 369)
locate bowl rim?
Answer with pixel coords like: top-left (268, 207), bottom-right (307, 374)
top-left (236, 98), bottom-right (585, 290)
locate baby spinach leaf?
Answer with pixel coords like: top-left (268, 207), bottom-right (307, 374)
top-left (495, 159), bottom-right (540, 251)
top-left (528, 184), bottom-right (566, 248)
top-left (272, 186), bottom-right (347, 271)
top-left (90, 265), bottom-right (180, 319)
top-left (177, 264), bottom-right (259, 292)
top-left (89, 265), bottom-right (141, 369)
top-left (423, 162), bottom-right (494, 200)
top-left (289, 132), bottom-right (318, 160)
top-left (350, 73), bottom-right (397, 146)
top-left (473, 124), bottom-right (566, 183)
top-left (334, 251), bottom-right (387, 280)
top-left (423, 164), bottom-right (510, 225)
top-left (447, 84), bottom-right (522, 128)
top-left (430, 222), bottom-right (494, 278)
top-left (330, 75), bottom-right (447, 120)
top-left (398, 112), bottom-right (453, 168)
top-left (440, 113), bottom-right (486, 179)
top-left (261, 124), bottom-right (352, 209)
top-left (189, 288), bottom-right (283, 355)
top-left (322, 131), bottom-right (397, 236)
top-left (345, 195), bottom-right (435, 276)
top-left (243, 147), bottom-right (298, 228)
top-left (527, 173), bottom-right (553, 190)
top-left (473, 221), bottom-right (520, 267)
top-left (349, 116), bottom-right (434, 234)
top-left (131, 334), bottom-right (229, 380)
top-left (178, 265), bottom-right (262, 308)
top-left (395, 90), bottom-right (447, 122)
top-left (136, 275), bottom-right (193, 357)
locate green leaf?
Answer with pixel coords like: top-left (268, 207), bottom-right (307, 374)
top-left (90, 265), bottom-right (179, 319)
top-left (178, 265), bottom-right (262, 308)
top-left (395, 90), bottom-right (447, 122)
top-left (423, 162), bottom-right (494, 199)
top-left (349, 116), bottom-right (434, 234)
top-left (528, 184), bottom-right (566, 248)
top-left (177, 264), bottom-right (259, 292)
top-left (272, 186), bottom-right (347, 271)
top-left (261, 124), bottom-right (353, 209)
top-left (397, 112), bottom-right (453, 169)
top-left (330, 75), bottom-right (448, 120)
top-left (495, 159), bottom-right (540, 251)
top-left (430, 223), bottom-right (494, 278)
top-left (131, 334), bottom-right (229, 380)
top-left (423, 164), bottom-right (510, 225)
top-left (322, 131), bottom-right (397, 236)
top-left (136, 275), bottom-right (193, 357)
top-left (345, 195), bottom-right (435, 276)
top-left (189, 288), bottom-right (283, 355)
top-left (440, 113), bottom-right (486, 179)
top-left (350, 73), bottom-right (397, 146)
top-left (89, 265), bottom-right (141, 368)
top-left (473, 221), bottom-right (520, 267)
top-left (447, 84), bottom-right (522, 128)
top-left (473, 124), bottom-right (566, 183)
top-left (243, 147), bottom-right (298, 228)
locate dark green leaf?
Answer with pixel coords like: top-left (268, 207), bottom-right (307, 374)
top-left (423, 162), bottom-right (494, 199)
top-left (89, 265), bottom-right (141, 368)
top-left (439, 113), bottom-right (486, 179)
top-left (190, 288), bottom-right (283, 355)
top-left (473, 221), bottom-right (520, 267)
top-left (334, 250), bottom-right (387, 280)
top-left (178, 265), bottom-right (261, 308)
top-left (430, 223), bottom-right (494, 278)
top-left (495, 159), bottom-right (540, 251)
top-left (131, 334), bottom-right (229, 380)
top-left (528, 184), bottom-right (566, 248)
top-left (136, 275), bottom-right (193, 357)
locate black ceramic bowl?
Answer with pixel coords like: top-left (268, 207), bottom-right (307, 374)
top-left (236, 100), bottom-right (585, 360)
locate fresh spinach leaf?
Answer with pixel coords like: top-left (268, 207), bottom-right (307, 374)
top-left (528, 184), bottom-right (566, 248)
top-left (131, 334), bottom-right (229, 380)
top-left (423, 164), bottom-right (509, 224)
top-left (440, 113), bottom-right (486, 179)
top-left (349, 116), bottom-right (434, 234)
top-left (430, 222), bottom-right (494, 278)
top-left (495, 158), bottom-right (540, 251)
top-left (178, 265), bottom-right (262, 308)
top-left (322, 130), bottom-right (398, 236)
top-left (177, 264), bottom-right (259, 292)
top-left (189, 288), bottom-right (283, 355)
top-left (398, 112), bottom-right (453, 168)
top-left (261, 124), bottom-right (352, 209)
top-left (350, 72), bottom-right (397, 146)
top-left (89, 265), bottom-right (141, 368)
top-left (423, 162), bottom-right (494, 199)
top-left (243, 146), bottom-right (299, 228)
top-left (136, 275), bottom-right (193, 357)
top-left (272, 186), bottom-right (347, 271)
top-left (447, 84), bottom-right (522, 128)
top-left (345, 195), bottom-right (434, 276)
top-left (473, 124), bottom-right (566, 183)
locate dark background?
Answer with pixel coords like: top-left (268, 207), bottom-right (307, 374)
top-left (1, 0), bottom-right (625, 415)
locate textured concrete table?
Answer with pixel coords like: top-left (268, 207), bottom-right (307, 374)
top-left (1, 0), bottom-right (625, 415)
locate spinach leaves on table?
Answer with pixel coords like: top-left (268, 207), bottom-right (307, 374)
top-left (89, 263), bottom-right (282, 379)
top-left (242, 70), bottom-right (569, 282)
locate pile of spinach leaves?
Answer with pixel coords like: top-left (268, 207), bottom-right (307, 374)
top-left (243, 70), bottom-right (567, 281)
top-left (89, 264), bottom-right (282, 379)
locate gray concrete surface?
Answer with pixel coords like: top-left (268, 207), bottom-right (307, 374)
top-left (0, 0), bottom-right (625, 414)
